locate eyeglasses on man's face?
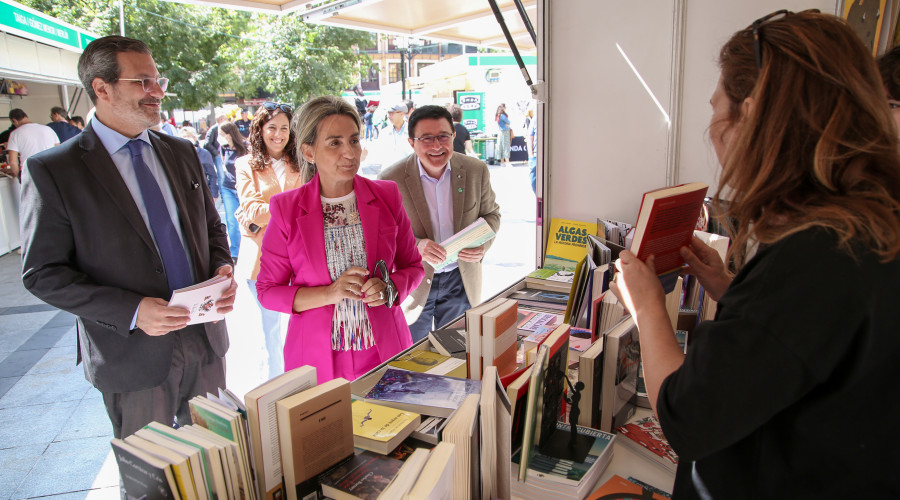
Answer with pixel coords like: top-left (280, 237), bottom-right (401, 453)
top-left (412, 134), bottom-right (453, 146)
top-left (263, 102), bottom-right (293, 114)
top-left (118, 77), bottom-right (169, 93)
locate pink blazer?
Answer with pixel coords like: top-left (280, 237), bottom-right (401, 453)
top-left (256, 172), bottom-right (425, 382)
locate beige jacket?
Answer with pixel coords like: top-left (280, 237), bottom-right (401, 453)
top-left (234, 155), bottom-right (303, 281)
top-left (378, 152), bottom-right (501, 323)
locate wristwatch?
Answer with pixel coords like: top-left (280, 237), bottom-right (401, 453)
top-left (374, 260), bottom-right (398, 307)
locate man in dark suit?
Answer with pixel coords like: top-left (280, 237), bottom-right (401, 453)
top-left (20, 36), bottom-right (236, 439)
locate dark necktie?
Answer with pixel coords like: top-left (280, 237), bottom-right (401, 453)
top-left (126, 139), bottom-right (193, 292)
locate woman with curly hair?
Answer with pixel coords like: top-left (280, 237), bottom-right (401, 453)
top-left (613, 11), bottom-right (900, 498)
top-left (234, 102), bottom-right (302, 378)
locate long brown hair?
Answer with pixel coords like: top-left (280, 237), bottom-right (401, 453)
top-left (293, 96), bottom-right (361, 184)
top-left (219, 121), bottom-right (247, 157)
top-left (715, 11), bottom-right (900, 267)
top-left (248, 105), bottom-right (299, 172)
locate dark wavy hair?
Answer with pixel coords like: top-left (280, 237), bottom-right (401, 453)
top-left (715, 11), bottom-right (900, 267)
top-left (248, 106), bottom-right (298, 172)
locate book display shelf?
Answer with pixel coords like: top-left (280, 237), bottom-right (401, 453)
top-left (351, 274), bottom-right (677, 498)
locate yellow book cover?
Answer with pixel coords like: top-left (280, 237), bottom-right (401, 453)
top-left (544, 218), bottom-right (597, 271)
top-left (388, 349), bottom-right (467, 378)
top-left (352, 400), bottom-right (421, 454)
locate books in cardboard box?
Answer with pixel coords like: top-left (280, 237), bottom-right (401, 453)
top-left (600, 316), bottom-right (639, 433)
top-left (317, 449), bottom-right (404, 500)
top-left (616, 415), bottom-right (678, 473)
top-left (510, 422), bottom-right (615, 500)
top-left (351, 400), bottom-right (421, 455)
top-left (388, 349), bottom-right (467, 379)
top-left (364, 368), bottom-right (481, 417)
top-left (168, 274), bottom-right (233, 325)
top-left (630, 182), bottom-right (708, 293)
top-left (276, 377), bottom-right (353, 500)
top-left (243, 365), bottom-right (317, 500)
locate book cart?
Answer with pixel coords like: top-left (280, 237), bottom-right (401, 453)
top-left (351, 275), bottom-right (676, 499)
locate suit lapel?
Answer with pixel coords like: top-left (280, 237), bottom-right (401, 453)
top-left (450, 157), bottom-right (466, 233)
top-left (79, 126), bottom-right (157, 255)
top-left (403, 157), bottom-right (435, 241)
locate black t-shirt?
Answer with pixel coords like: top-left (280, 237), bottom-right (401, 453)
top-left (235, 119), bottom-right (251, 138)
top-left (453, 122), bottom-right (470, 154)
top-left (657, 228), bottom-right (900, 499)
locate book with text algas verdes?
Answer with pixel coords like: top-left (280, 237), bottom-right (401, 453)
top-left (630, 182), bottom-right (708, 293)
top-left (544, 218), bottom-right (598, 272)
top-left (168, 274), bottom-right (233, 325)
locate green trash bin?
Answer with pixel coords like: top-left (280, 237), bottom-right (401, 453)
top-left (472, 137), bottom-right (487, 159)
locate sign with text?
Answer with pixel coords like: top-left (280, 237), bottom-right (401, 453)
top-left (457, 91), bottom-right (485, 133)
top-left (0, 0), bottom-right (98, 52)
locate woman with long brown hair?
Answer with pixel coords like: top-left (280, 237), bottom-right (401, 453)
top-left (218, 121), bottom-right (247, 261)
top-left (613, 11), bottom-right (900, 498)
top-left (234, 102), bottom-right (302, 378)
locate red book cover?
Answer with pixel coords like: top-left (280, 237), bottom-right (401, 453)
top-left (616, 415), bottom-right (678, 473)
top-left (630, 182), bottom-right (708, 292)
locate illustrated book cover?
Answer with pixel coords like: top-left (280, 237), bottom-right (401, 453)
top-left (364, 368), bottom-right (481, 417)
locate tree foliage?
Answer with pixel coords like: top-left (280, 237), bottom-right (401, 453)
top-left (227, 13), bottom-right (373, 106)
top-left (18, 1), bottom-right (371, 110)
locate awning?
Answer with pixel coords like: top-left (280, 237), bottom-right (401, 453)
top-left (168, 0), bottom-right (536, 51)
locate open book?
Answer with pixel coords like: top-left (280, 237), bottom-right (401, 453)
top-left (168, 274), bottom-right (233, 325)
top-left (432, 217), bottom-right (497, 271)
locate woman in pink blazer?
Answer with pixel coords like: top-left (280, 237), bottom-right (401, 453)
top-left (256, 96), bottom-right (424, 383)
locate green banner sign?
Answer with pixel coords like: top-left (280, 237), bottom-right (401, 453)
top-left (0, 0), bottom-right (97, 52)
top-left (457, 91), bottom-right (485, 134)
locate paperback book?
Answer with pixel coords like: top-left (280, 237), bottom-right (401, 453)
top-left (544, 218), bottom-right (598, 272)
top-left (364, 368), bottom-right (481, 417)
top-left (433, 217), bottom-right (496, 271)
top-left (616, 415), bottom-right (678, 473)
top-left (351, 400), bottom-right (421, 455)
top-left (317, 449), bottom-right (404, 500)
top-left (168, 274), bottom-right (233, 325)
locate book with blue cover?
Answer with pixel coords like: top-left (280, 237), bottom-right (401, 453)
top-left (364, 368), bottom-right (481, 417)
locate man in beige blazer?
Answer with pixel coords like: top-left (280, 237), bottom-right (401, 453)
top-left (379, 105), bottom-right (501, 341)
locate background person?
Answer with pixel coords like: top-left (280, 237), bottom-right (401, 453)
top-left (448, 103), bottom-right (475, 156)
top-left (179, 127), bottom-right (218, 200)
top-left (7, 108), bottom-right (58, 179)
top-left (256, 96), bottom-right (424, 383)
top-left (234, 102), bottom-right (303, 379)
top-left (69, 116), bottom-right (85, 130)
top-left (379, 105), bottom-right (501, 342)
top-left (47, 106), bottom-right (81, 143)
top-left (219, 121), bottom-right (246, 261)
top-left (612, 11), bottom-right (900, 498)
top-left (234, 109), bottom-right (252, 138)
top-left (495, 103), bottom-right (511, 166)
